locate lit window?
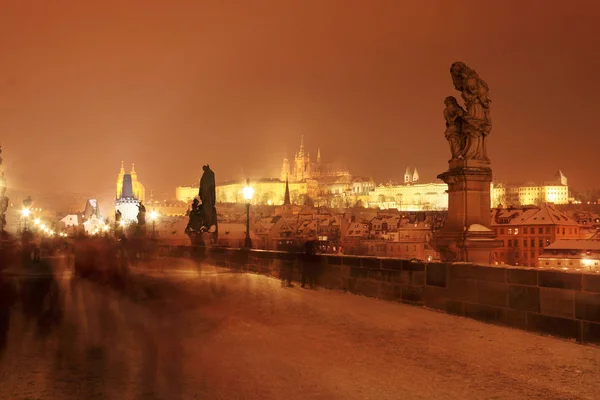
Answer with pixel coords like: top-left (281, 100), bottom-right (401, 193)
top-left (508, 228), bottom-right (513, 234)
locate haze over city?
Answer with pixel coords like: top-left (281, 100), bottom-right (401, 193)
top-left (1, 0), bottom-right (599, 201)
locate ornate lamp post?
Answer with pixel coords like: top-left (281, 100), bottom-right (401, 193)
top-left (242, 178), bottom-right (254, 249)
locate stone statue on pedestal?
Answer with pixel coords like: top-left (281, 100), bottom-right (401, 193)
top-left (185, 165), bottom-right (218, 246)
top-left (432, 62), bottom-right (501, 264)
top-left (137, 201), bottom-right (146, 226)
top-left (445, 62), bottom-right (492, 163)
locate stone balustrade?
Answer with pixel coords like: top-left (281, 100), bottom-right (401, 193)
top-left (157, 245), bottom-right (600, 344)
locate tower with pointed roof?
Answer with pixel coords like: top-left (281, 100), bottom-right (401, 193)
top-left (130, 163), bottom-right (146, 202)
top-left (116, 161), bottom-right (125, 199)
top-left (283, 178), bottom-right (291, 205)
top-left (404, 165), bottom-right (412, 184)
top-left (292, 135), bottom-right (311, 182)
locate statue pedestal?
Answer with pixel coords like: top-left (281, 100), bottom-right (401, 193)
top-left (431, 159), bottom-right (502, 263)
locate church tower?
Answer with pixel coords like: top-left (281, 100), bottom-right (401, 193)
top-left (130, 163), bottom-right (146, 202)
top-left (116, 161), bottom-right (125, 199)
top-left (404, 165), bottom-right (412, 184)
top-left (284, 178), bottom-right (291, 205)
top-left (412, 167), bottom-right (420, 183)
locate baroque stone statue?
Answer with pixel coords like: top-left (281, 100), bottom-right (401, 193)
top-left (137, 201), bottom-right (146, 226)
top-left (445, 62), bottom-right (492, 163)
top-left (186, 165), bottom-right (218, 245)
top-left (444, 96), bottom-right (465, 159)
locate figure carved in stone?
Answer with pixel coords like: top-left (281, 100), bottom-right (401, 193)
top-left (443, 96), bottom-right (465, 160)
top-left (199, 165), bottom-right (216, 207)
top-left (137, 201), bottom-right (146, 226)
top-left (186, 165), bottom-right (218, 245)
top-left (447, 62), bottom-right (492, 162)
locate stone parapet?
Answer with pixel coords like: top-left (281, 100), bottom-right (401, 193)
top-left (157, 244), bottom-right (600, 344)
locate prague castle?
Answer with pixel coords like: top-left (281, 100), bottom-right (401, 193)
top-left (174, 137), bottom-right (571, 212)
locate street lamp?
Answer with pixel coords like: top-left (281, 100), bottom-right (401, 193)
top-left (242, 178), bottom-right (254, 249)
top-left (21, 207), bottom-right (31, 231)
top-left (149, 210), bottom-right (158, 236)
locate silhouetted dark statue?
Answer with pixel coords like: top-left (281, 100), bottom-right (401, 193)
top-left (186, 165), bottom-right (218, 246)
top-left (115, 209), bottom-right (122, 224)
top-left (137, 202), bottom-right (146, 226)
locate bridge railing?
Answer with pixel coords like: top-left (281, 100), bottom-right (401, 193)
top-left (152, 243), bottom-right (600, 345)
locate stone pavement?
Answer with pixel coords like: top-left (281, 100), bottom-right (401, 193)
top-left (0, 257), bottom-right (599, 399)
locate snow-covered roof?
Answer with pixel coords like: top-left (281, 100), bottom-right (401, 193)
top-left (545, 239), bottom-right (600, 251)
top-left (492, 204), bottom-right (578, 226)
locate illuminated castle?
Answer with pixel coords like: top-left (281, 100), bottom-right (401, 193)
top-left (116, 161), bottom-right (146, 202)
top-left (281, 135), bottom-right (322, 182)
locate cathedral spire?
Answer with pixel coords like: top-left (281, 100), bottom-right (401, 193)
top-left (119, 161), bottom-right (125, 175)
top-left (299, 134), bottom-right (305, 156)
top-left (284, 178), bottom-right (291, 205)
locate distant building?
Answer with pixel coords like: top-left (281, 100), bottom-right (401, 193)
top-left (116, 162), bottom-right (146, 203)
top-left (492, 170), bottom-right (569, 207)
top-left (369, 181), bottom-right (448, 211)
top-left (404, 165), bottom-right (419, 184)
top-left (491, 203), bottom-right (581, 267)
top-left (115, 173), bottom-right (140, 223)
top-left (60, 214), bottom-right (81, 227)
top-left (538, 239), bottom-right (600, 271)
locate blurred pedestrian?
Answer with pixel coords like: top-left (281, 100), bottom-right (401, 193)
top-left (301, 239), bottom-right (318, 289)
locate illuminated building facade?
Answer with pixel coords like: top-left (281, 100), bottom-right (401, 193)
top-left (491, 203), bottom-right (581, 267)
top-left (538, 239), bottom-right (600, 270)
top-left (491, 170), bottom-right (569, 207)
top-left (115, 174), bottom-right (140, 223)
top-left (369, 182), bottom-right (448, 211)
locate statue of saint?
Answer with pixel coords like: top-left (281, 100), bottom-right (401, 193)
top-left (115, 209), bottom-right (122, 223)
top-left (448, 62), bottom-right (492, 162)
top-left (137, 202), bottom-right (146, 226)
top-left (443, 96), bottom-right (465, 159)
top-left (199, 165), bottom-right (216, 207)
top-left (187, 165), bottom-right (218, 245)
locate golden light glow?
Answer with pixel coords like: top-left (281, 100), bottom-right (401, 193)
top-left (150, 210), bottom-right (158, 221)
top-left (119, 220), bottom-right (126, 227)
top-left (102, 225), bottom-right (110, 232)
top-left (21, 208), bottom-right (31, 217)
top-left (34, 218), bottom-right (41, 225)
top-left (243, 184), bottom-right (254, 201)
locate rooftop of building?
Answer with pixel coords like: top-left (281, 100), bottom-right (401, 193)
top-left (545, 239), bottom-right (600, 251)
top-left (491, 203), bottom-right (579, 226)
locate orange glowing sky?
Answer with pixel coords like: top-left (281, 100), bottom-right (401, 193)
top-left (1, 0), bottom-right (599, 203)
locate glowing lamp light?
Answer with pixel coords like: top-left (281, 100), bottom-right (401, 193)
top-left (119, 220), bottom-right (126, 227)
top-left (150, 210), bottom-right (158, 221)
top-left (102, 225), bottom-right (110, 232)
top-left (34, 218), bottom-right (41, 225)
top-left (21, 208), bottom-right (31, 217)
top-left (242, 181), bottom-right (254, 202)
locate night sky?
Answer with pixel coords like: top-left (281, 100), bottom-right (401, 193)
top-left (1, 0), bottom-right (599, 204)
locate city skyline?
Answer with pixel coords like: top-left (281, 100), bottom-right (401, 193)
top-left (1, 1), bottom-right (599, 199)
